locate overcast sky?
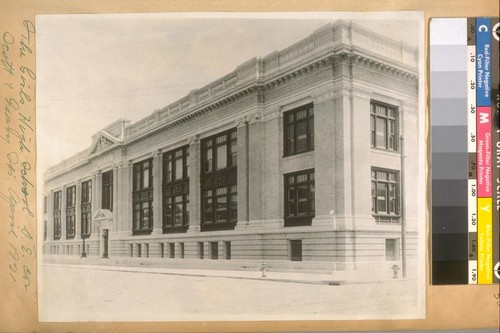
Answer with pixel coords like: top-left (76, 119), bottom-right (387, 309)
top-left (36, 12), bottom-right (422, 174)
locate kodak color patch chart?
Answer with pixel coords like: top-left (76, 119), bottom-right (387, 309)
top-left (430, 18), bottom-right (500, 285)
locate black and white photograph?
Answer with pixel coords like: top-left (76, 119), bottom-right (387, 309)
top-left (36, 12), bottom-right (425, 321)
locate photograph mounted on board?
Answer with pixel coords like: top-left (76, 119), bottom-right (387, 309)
top-left (36, 12), bottom-right (425, 321)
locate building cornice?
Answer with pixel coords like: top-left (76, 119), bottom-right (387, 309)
top-left (44, 20), bottom-right (419, 181)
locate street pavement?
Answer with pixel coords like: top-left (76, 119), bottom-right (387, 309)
top-left (39, 263), bottom-right (423, 322)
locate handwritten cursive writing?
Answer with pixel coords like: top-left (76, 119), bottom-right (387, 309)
top-left (0, 187), bottom-right (19, 238)
top-left (1, 19), bottom-right (36, 296)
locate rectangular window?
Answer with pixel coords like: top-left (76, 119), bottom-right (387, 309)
top-left (201, 128), bottom-right (237, 173)
top-left (210, 242), bottom-right (218, 260)
top-left (133, 159), bottom-right (153, 235)
top-left (102, 170), bottom-right (113, 211)
top-left (163, 146), bottom-right (189, 233)
top-left (290, 240), bottom-right (303, 261)
top-left (81, 180), bottom-right (92, 238)
top-left (179, 243), bottom-right (185, 259)
top-left (43, 196), bottom-right (47, 214)
top-left (198, 242), bottom-right (204, 259)
top-left (44, 220), bottom-right (47, 241)
top-left (66, 186), bottom-right (76, 239)
top-left (284, 169), bottom-right (315, 227)
top-left (385, 239), bottom-right (398, 261)
top-left (200, 129), bottom-right (237, 232)
top-left (169, 243), bottom-right (175, 258)
top-left (224, 241), bottom-right (231, 260)
top-left (370, 101), bottom-right (398, 151)
top-left (53, 190), bottom-right (61, 240)
top-left (284, 104), bottom-right (314, 156)
top-left (371, 168), bottom-right (400, 223)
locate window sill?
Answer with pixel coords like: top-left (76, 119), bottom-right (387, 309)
top-left (284, 215), bottom-right (313, 227)
top-left (283, 149), bottom-right (314, 159)
top-left (200, 221), bottom-right (236, 232)
top-left (132, 229), bottom-right (153, 236)
top-left (66, 235), bottom-right (75, 240)
top-left (162, 225), bottom-right (189, 234)
top-left (373, 215), bottom-right (400, 223)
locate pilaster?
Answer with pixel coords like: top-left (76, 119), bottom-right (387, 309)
top-left (152, 150), bottom-right (163, 235)
top-left (236, 119), bottom-right (249, 226)
top-left (112, 165), bottom-right (119, 231)
top-left (116, 162), bottom-right (132, 236)
top-left (311, 91), bottom-right (337, 228)
top-left (187, 135), bottom-right (201, 233)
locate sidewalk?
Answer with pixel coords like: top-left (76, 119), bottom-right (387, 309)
top-left (43, 260), bottom-right (411, 286)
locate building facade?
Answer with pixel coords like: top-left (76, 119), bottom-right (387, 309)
top-left (42, 21), bottom-right (420, 278)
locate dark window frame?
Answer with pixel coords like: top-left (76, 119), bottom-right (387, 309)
top-left (370, 101), bottom-right (399, 151)
top-left (81, 180), bottom-right (92, 238)
top-left (133, 158), bottom-right (154, 235)
top-left (371, 167), bottom-right (400, 223)
top-left (283, 103), bottom-right (314, 157)
top-left (53, 190), bottom-right (62, 240)
top-left (66, 185), bottom-right (76, 239)
top-left (200, 128), bottom-right (237, 232)
top-left (162, 146), bottom-right (190, 233)
top-left (284, 169), bottom-right (315, 227)
top-left (102, 169), bottom-right (113, 211)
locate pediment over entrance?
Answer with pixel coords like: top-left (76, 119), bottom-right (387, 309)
top-left (93, 209), bottom-right (113, 220)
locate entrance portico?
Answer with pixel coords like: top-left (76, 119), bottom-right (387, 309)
top-left (94, 209), bottom-right (113, 258)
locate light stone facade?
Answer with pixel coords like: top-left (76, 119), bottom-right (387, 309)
top-left (42, 21), bottom-right (420, 279)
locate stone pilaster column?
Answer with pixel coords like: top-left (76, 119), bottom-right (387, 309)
top-left (247, 113), bottom-right (263, 222)
top-left (112, 165), bottom-right (119, 231)
top-left (116, 162), bottom-right (133, 236)
top-left (187, 135), bottom-right (201, 233)
top-left (311, 91), bottom-right (337, 228)
top-left (61, 185), bottom-right (67, 239)
top-left (152, 150), bottom-right (163, 235)
top-left (75, 181), bottom-right (81, 238)
top-left (236, 120), bottom-right (249, 225)
top-left (349, 92), bottom-right (373, 221)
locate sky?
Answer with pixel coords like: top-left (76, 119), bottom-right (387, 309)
top-left (36, 12), bottom-right (422, 174)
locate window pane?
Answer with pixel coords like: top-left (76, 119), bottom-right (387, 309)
top-left (230, 140), bottom-right (237, 166)
top-left (309, 183), bottom-right (315, 213)
top-left (174, 196), bottom-right (183, 225)
top-left (309, 118), bottom-right (314, 149)
top-left (142, 202), bottom-right (150, 228)
top-left (288, 186), bottom-right (296, 215)
top-left (205, 149), bottom-right (212, 172)
top-left (371, 181), bottom-right (376, 212)
top-left (216, 143), bottom-right (227, 169)
top-left (376, 117), bottom-right (387, 148)
top-left (164, 200), bottom-right (173, 227)
top-left (296, 109), bottom-right (307, 120)
top-left (297, 184), bottom-right (309, 214)
top-left (166, 158), bottom-right (172, 182)
top-left (216, 196), bottom-right (227, 222)
top-left (185, 150), bottom-right (190, 178)
top-left (230, 194), bottom-right (237, 220)
top-left (143, 167), bottom-right (150, 188)
top-left (184, 194), bottom-right (190, 225)
top-left (287, 124), bottom-right (294, 155)
top-left (296, 121), bottom-right (307, 152)
top-left (175, 156), bottom-right (183, 180)
top-left (377, 183), bottom-right (388, 213)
